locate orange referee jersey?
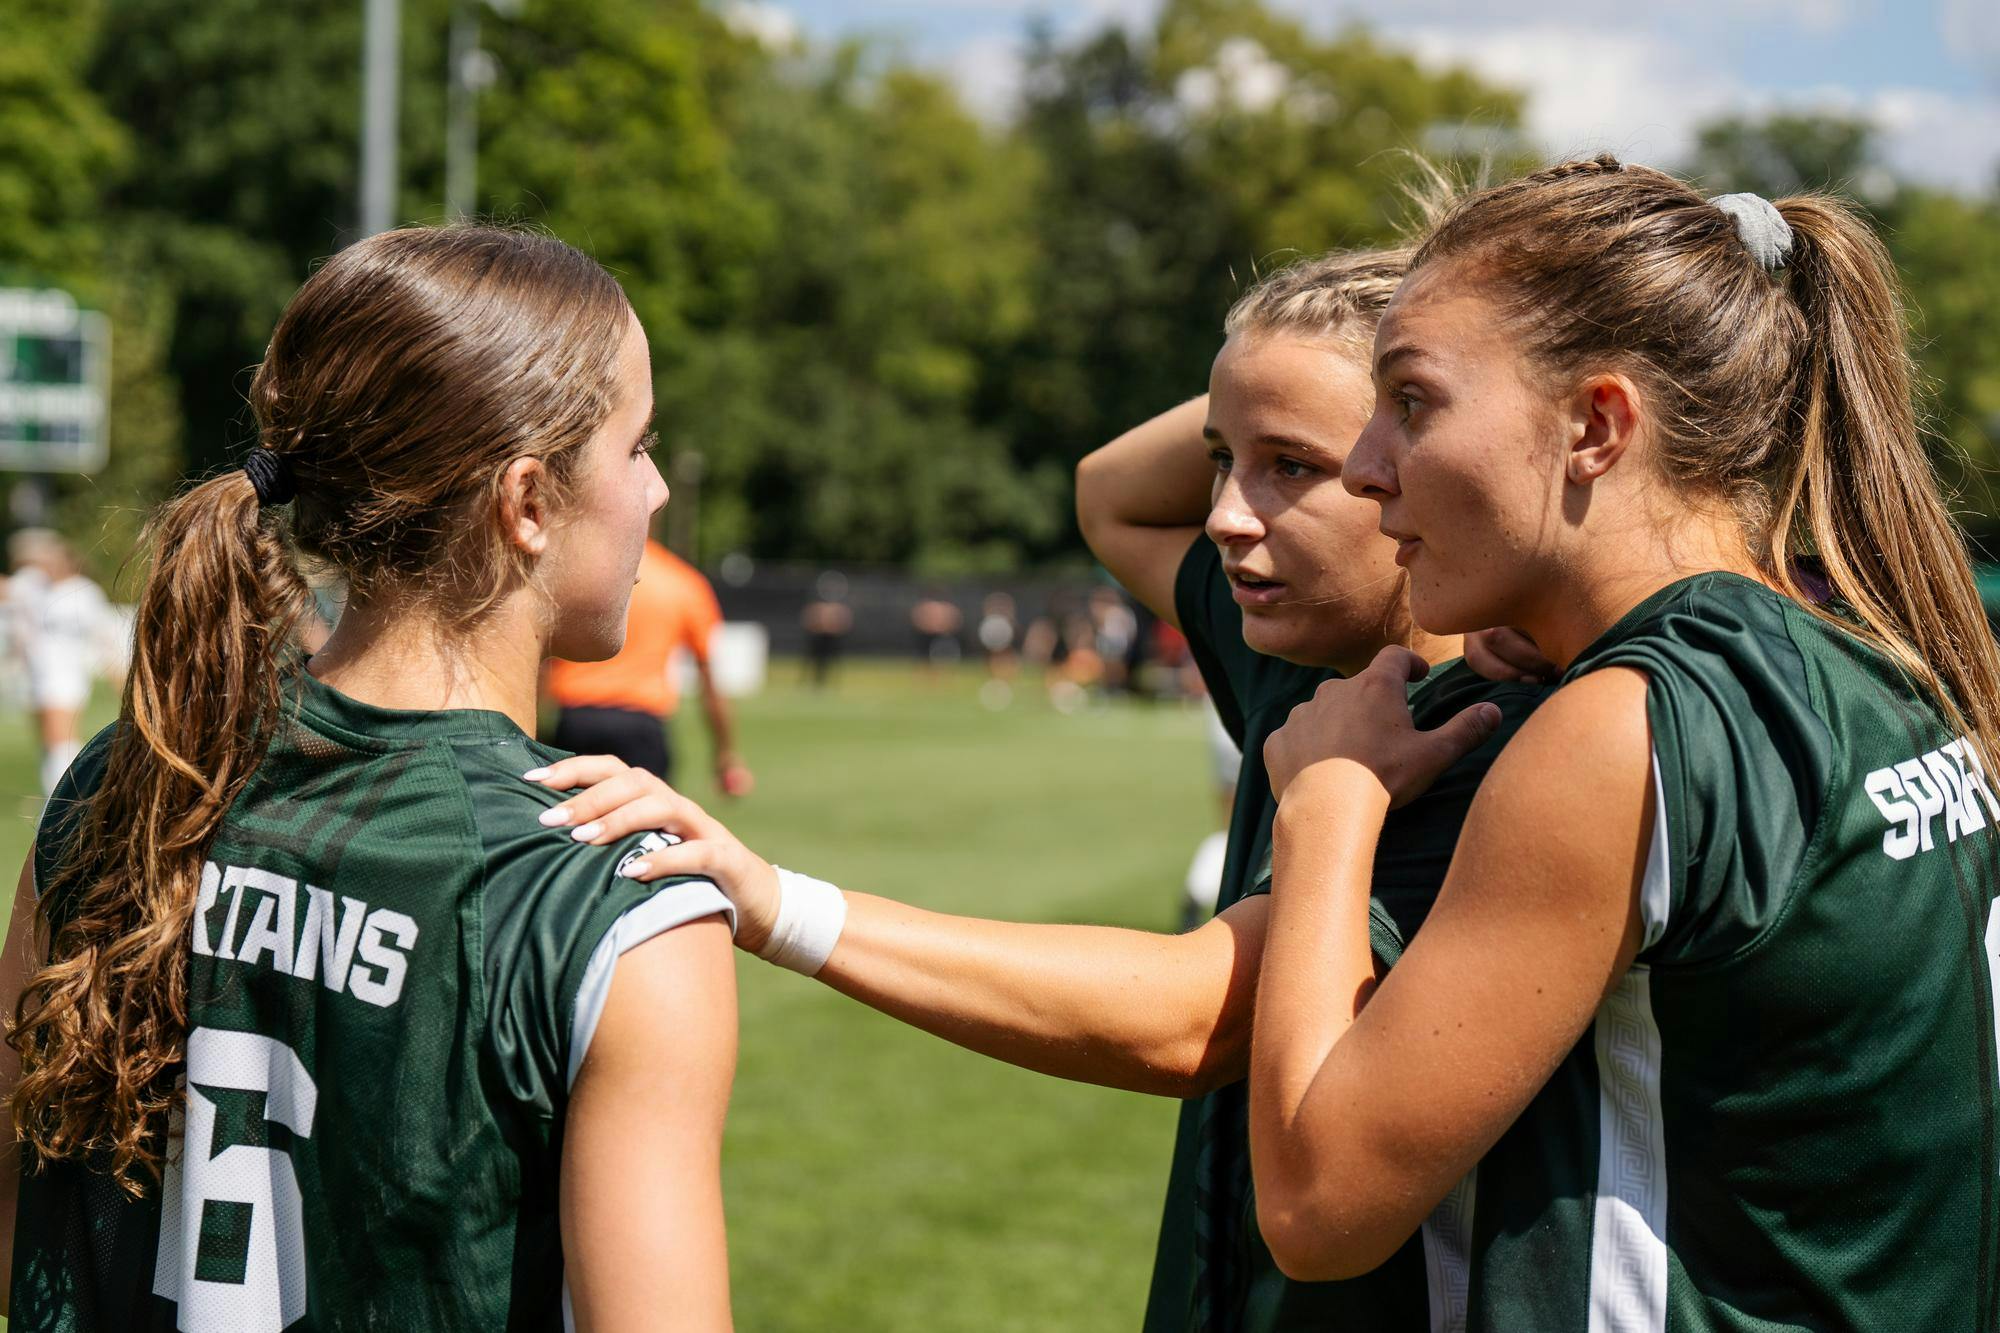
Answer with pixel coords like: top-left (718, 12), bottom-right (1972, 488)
top-left (546, 541), bottom-right (721, 719)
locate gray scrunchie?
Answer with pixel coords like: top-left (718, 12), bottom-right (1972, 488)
top-left (1710, 192), bottom-right (1794, 271)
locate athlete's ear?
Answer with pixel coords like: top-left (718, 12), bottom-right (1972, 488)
top-left (499, 456), bottom-right (552, 556)
top-left (1564, 373), bottom-right (1642, 487)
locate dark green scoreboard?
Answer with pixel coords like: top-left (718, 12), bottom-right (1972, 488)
top-left (0, 288), bottom-right (110, 474)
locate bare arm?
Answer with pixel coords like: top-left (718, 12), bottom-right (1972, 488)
top-left (812, 893), bottom-right (1267, 1098)
top-left (0, 856), bottom-right (38, 1312)
top-left (1075, 396), bottom-right (1215, 626)
top-left (562, 916), bottom-right (737, 1332)
top-left (526, 756), bottom-right (1266, 1098)
top-left (1249, 668), bottom-right (1652, 1281)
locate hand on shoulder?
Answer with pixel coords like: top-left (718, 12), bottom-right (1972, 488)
top-left (525, 756), bottom-right (780, 954)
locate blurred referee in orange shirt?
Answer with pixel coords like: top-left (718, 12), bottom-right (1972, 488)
top-left (545, 538), bottom-right (754, 795)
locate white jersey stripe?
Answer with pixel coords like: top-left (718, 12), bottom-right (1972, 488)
top-left (1421, 1168), bottom-right (1478, 1333)
top-left (1587, 751), bottom-right (1672, 1333)
top-left (1639, 752), bottom-right (1671, 950)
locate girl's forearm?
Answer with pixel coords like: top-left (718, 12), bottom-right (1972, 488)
top-left (1247, 779), bottom-right (1390, 1275)
top-left (815, 890), bottom-right (1265, 1098)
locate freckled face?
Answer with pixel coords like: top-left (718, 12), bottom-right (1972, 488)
top-left (1342, 264), bottom-right (1572, 637)
top-left (543, 311), bottom-right (669, 662)
top-left (1202, 333), bottom-right (1415, 672)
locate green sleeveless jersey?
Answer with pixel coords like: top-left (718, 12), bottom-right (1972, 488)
top-left (1461, 572), bottom-right (2000, 1332)
top-left (1145, 538), bottom-right (1545, 1333)
top-left (12, 669), bottom-right (732, 1332)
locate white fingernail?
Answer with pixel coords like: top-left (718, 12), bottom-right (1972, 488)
top-left (619, 861), bottom-right (647, 878)
top-left (571, 823), bottom-right (602, 841)
top-left (540, 807), bottom-right (571, 827)
top-left (522, 767), bottom-right (551, 781)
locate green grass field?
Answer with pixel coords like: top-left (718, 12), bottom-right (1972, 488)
top-left (0, 663), bottom-right (1214, 1329)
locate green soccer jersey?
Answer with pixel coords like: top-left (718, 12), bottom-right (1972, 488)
top-left (1144, 538), bottom-right (1545, 1333)
top-left (1461, 572), bottom-right (2000, 1332)
top-left (12, 668), bottom-right (733, 1332)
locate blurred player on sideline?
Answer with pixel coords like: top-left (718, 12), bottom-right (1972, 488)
top-left (800, 570), bottom-right (854, 689)
top-left (910, 589), bottom-right (963, 683)
top-left (546, 537), bottom-right (753, 796)
top-left (1180, 699), bottom-right (1239, 929)
top-left (5, 530), bottom-right (115, 796)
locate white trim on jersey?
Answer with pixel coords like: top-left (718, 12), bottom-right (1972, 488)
top-left (564, 874), bottom-right (736, 1090)
top-left (1637, 752), bottom-right (1672, 951)
top-left (1421, 1167), bottom-right (1478, 1333)
top-left (1586, 749), bottom-right (1672, 1333)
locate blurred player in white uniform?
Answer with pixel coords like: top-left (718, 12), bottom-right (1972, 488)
top-left (1181, 697), bottom-right (1238, 928)
top-left (7, 529), bottom-right (114, 794)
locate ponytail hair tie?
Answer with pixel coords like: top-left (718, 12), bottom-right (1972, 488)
top-left (243, 447), bottom-right (298, 507)
top-left (1710, 192), bottom-right (1794, 272)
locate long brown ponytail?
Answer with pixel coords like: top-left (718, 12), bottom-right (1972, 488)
top-left (1413, 157), bottom-right (2000, 774)
top-left (11, 225), bottom-right (633, 1191)
top-left (1764, 196), bottom-right (2000, 773)
top-left (11, 476), bottom-right (315, 1188)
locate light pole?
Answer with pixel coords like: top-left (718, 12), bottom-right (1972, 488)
top-left (446, 0), bottom-right (516, 222)
top-left (359, 0), bottom-right (401, 238)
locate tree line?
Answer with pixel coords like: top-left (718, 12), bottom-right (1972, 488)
top-left (5, 0), bottom-right (1996, 578)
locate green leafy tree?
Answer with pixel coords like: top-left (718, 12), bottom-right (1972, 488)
top-left (664, 56), bottom-right (1048, 568)
top-left (0, 0), bottom-right (126, 278)
top-left (1896, 189), bottom-right (2000, 545)
top-left (478, 0), bottom-right (767, 345)
top-left (90, 0), bottom-right (451, 475)
top-left (478, 3), bottom-right (1049, 567)
top-left (0, 0), bottom-right (179, 583)
top-left (992, 0), bottom-right (1523, 560)
top-left (1687, 112), bottom-right (1880, 200)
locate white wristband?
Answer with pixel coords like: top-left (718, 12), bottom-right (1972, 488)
top-left (759, 867), bottom-right (848, 976)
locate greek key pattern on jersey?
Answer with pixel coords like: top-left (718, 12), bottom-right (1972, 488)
top-left (1421, 1168), bottom-right (1477, 1333)
top-left (1589, 966), bottom-right (1668, 1333)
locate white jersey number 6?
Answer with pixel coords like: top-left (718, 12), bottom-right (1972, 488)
top-left (152, 1027), bottom-right (318, 1331)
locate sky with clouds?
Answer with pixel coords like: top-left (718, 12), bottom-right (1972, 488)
top-left (746, 0), bottom-right (2000, 193)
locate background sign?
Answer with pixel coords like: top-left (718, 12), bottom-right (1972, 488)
top-left (0, 289), bottom-right (110, 473)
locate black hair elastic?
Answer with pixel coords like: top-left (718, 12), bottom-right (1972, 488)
top-left (243, 447), bottom-right (298, 507)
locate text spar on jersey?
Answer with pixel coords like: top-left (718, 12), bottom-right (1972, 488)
top-left (192, 861), bottom-right (419, 1008)
top-left (1863, 736), bottom-right (2000, 861)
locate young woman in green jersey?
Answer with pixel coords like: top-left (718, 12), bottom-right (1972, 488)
top-left (1247, 157), bottom-right (2000, 1329)
top-left (0, 226), bottom-right (738, 1331)
top-left (526, 250), bottom-right (1543, 1331)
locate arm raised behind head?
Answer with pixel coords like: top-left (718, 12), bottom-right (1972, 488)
top-left (1075, 396), bottom-right (1215, 626)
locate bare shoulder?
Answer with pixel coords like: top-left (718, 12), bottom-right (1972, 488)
top-left (1492, 666), bottom-right (1651, 782)
top-left (575, 916), bottom-right (737, 1093)
top-left (1448, 665), bottom-right (1654, 910)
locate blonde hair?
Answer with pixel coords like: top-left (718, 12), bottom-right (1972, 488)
top-left (1224, 249), bottom-right (1411, 348)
